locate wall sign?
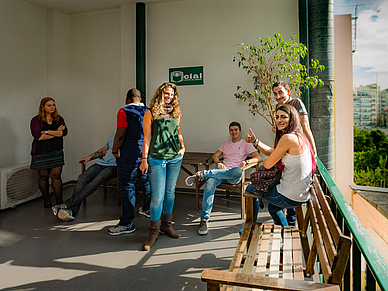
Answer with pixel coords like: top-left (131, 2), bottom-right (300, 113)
top-left (169, 66), bottom-right (204, 86)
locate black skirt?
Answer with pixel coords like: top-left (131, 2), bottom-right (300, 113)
top-left (30, 150), bottom-right (65, 170)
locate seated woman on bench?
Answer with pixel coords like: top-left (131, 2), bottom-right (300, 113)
top-left (245, 104), bottom-right (316, 226)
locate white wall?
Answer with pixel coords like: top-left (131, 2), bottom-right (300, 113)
top-left (334, 15), bottom-right (354, 202)
top-left (46, 9), bottom-right (71, 181)
top-left (0, 0), bottom-right (46, 167)
top-left (68, 8), bottom-right (122, 179)
top-left (147, 0), bottom-right (298, 152)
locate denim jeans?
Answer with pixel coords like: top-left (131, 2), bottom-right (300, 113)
top-left (118, 160), bottom-right (151, 226)
top-left (148, 155), bottom-right (183, 222)
top-left (65, 164), bottom-right (117, 216)
top-left (200, 167), bottom-right (243, 221)
top-left (245, 184), bottom-right (304, 226)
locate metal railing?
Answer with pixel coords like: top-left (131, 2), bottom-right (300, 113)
top-left (316, 158), bottom-right (388, 291)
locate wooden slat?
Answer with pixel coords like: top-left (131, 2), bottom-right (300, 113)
top-left (291, 229), bottom-right (304, 281)
top-left (242, 223), bottom-right (262, 274)
top-left (228, 222), bottom-right (252, 273)
top-left (201, 269), bottom-right (341, 291)
top-left (309, 195), bottom-right (333, 283)
top-left (310, 187), bottom-right (336, 266)
top-left (330, 236), bottom-right (352, 284)
top-left (299, 203), bottom-right (312, 264)
top-left (269, 226), bottom-right (282, 278)
top-left (313, 177), bottom-right (341, 246)
top-left (283, 227), bottom-right (293, 279)
top-left (256, 224), bottom-right (271, 276)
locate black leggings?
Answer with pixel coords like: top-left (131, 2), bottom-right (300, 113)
top-left (38, 166), bottom-right (63, 205)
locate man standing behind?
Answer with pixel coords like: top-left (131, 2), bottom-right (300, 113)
top-left (108, 89), bottom-right (151, 235)
top-left (272, 81), bottom-right (317, 155)
top-left (52, 133), bottom-right (117, 221)
top-left (185, 122), bottom-right (261, 235)
top-left (272, 81), bottom-right (317, 225)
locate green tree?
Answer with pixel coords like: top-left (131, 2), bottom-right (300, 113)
top-left (354, 127), bottom-right (388, 187)
top-left (233, 33), bottom-right (324, 126)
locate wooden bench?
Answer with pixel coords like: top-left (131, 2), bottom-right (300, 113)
top-left (201, 174), bottom-right (352, 290)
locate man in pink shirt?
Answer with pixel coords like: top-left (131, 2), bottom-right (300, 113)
top-left (185, 122), bottom-right (261, 235)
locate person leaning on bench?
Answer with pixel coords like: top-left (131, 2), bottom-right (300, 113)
top-left (185, 121), bottom-right (261, 235)
top-left (245, 104), bottom-right (316, 226)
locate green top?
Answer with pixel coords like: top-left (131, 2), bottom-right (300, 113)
top-left (149, 117), bottom-right (180, 160)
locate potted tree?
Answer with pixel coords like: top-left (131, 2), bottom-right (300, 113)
top-left (233, 33), bottom-right (325, 126)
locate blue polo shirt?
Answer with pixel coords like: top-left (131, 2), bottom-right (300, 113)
top-left (96, 133), bottom-right (116, 167)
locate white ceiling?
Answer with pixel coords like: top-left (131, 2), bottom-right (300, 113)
top-left (22, 0), bottom-right (177, 14)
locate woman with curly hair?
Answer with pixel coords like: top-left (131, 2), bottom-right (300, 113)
top-left (140, 82), bottom-right (185, 251)
top-left (30, 97), bottom-right (68, 208)
top-left (245, 104), bottom-right (315, 226)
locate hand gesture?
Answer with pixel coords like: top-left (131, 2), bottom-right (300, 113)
top-left (245, 128), bottom-right (256, 144)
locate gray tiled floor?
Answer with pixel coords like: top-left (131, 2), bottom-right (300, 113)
top-left (0, 185), bottom-right (272, 290)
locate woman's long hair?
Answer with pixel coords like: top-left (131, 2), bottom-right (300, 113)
top-left (38, 97), bottom-right (61, 122)
top-left (275, 104), bottom-right (316, 173)
top-left (149, 82), bottom-right (182, 119)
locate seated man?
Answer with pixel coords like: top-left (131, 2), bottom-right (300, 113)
top-left (51, 133), bottom-right (150, 221)
top-left (185, 122), bottom-right (261, 235)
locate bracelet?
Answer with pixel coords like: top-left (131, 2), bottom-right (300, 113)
top-left (111, 151), bottom-right (118, 154)
top-left (142, 157), bottom-right (148, 159)
top-left (253, 138), bottom-right (260, 148)
top-left (216, 161), bottom-right (222, 164)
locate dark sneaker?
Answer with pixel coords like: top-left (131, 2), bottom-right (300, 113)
top-left (138, 207), bottom-right (150, 218)
top-left (108, 222), bottom-right (136, 236)
top-left (52, 203), bottom-right (67, 216)
top-left (197, 220), bottom-right (208, 235)
top-left (57, 209), bottom-right (75, 221)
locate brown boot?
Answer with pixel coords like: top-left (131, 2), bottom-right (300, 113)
top-left (160, 214), bottom-right (181, 239)
top-left (143, 220), bottom-right (161, 251)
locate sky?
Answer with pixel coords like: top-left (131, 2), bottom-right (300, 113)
top-left (334, 0), bottom-right (388, 90)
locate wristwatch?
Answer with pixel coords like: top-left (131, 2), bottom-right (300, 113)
top-left (45, 130), bottom-right (48, 135)
top-left (245, 159), bottom-right (251, 164)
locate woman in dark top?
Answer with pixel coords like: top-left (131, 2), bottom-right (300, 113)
top-left (30, 97), bottom-right (68, 208)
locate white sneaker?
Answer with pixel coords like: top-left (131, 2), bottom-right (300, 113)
top-left (138, 207), bottom-right (150, 218)
top-left (52, 203), bottom-right (67, 216)
top-left (197, 220), bottom-right (208, 235)
top-left (58, 209), bottom-right (75, 221)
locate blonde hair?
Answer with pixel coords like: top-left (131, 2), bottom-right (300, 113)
top-left (38, 97), bottom-right (61, 122)
top-left (149, 82), bottom-right (182, 119)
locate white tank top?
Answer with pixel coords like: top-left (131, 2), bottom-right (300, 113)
top-left (276, 145), bottom-right (313, 202)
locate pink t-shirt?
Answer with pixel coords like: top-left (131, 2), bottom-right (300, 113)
top-left (218, 139), bottom-right (256, 168)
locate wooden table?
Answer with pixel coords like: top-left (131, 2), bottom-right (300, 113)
top-left (181, 152), bottom-right (213, 210)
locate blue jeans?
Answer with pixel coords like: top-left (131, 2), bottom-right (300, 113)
top-left (65, 164), bottom-right (116, 216)
top-left (200, 167), bottom-right (243, 221)
top-left (245, 184), bottom-right (304, 226)
top-left (118, 160), bottom-right (151, 226)
top-left (148, 155), bottom-right (183, 222)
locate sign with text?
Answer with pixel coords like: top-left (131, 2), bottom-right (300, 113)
top-left (169, 66), bottom-right (204, 86)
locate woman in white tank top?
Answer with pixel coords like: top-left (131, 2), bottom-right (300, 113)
top-left (245, 104), bottom-right (316, 226)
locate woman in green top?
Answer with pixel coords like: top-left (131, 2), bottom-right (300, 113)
top-left (140, 82), bottom-right (185, 251)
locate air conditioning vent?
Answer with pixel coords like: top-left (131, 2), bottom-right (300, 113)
top-left (0, 163), bottom-right (41, 210)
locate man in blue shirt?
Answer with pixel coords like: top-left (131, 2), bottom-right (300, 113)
top-left (51, 133), bottom-right (117, 221)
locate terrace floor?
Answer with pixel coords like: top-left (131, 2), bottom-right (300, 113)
top-left (0, 185), bottom-right (272, 290)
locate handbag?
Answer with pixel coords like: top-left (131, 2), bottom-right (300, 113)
top-left (250, 165), bottom-right (282, 194)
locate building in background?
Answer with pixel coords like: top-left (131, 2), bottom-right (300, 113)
top-left (353, 83), bottom-right (388, 128)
